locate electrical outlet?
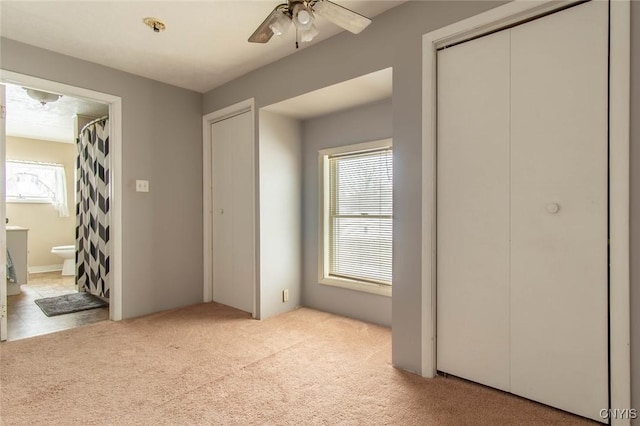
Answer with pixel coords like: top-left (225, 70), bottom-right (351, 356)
top-left (283, 289), bottom-right (289, 303)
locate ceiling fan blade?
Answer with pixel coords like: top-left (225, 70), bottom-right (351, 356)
top-left (311, 0), bottom-right (372, 34)
top-left (249, 6), bottom-right (285, 43)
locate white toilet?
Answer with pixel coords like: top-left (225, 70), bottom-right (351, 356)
top-left (51, 245), bottom-right (75, 276)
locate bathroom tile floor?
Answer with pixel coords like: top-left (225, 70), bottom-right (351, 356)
top-left (6, 272), bottom-right (109, 341)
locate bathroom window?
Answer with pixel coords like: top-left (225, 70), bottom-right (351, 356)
top-left (6, 160), bottom-right (69, 217)
top-left (318, 139), bottom-right (393, 297)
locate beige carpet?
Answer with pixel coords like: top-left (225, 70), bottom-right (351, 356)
top-left (0, 303), bottom-right (595, 425)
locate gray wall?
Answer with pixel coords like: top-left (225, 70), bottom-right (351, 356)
top-left (1, 38), bottom-right (204, 319)
top-left (631, 0), bottom-right (639, 420)
top-left (301, 98), bottom-right (393, 326)
top-left (258, 110), bottom-right (302, 319)
top-left (203, 0), bottom-right (503, 375)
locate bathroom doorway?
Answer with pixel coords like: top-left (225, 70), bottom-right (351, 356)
top-left (4, 84), bottom-right (107, 340)
top-left (0, 71), bottom-right (123, 341)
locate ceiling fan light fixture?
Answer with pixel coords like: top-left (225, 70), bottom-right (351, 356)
top-left (299, 23), bottom-right (319, 43)
top-left (292, 2), bottom-right (314, 31)
top-left (297, 10), bottom-right (311, 26)
top-left (24, 88), bottom-right (62, 106)
top-left (311, 0), bottom-right (372, 34)
top-left (269, 8), bottom-right (292, 36)
top-left (249, 0), bottom-right (372, 46)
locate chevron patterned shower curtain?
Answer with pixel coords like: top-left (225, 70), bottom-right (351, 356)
top-left (76, 117), bottom-right (110, 298)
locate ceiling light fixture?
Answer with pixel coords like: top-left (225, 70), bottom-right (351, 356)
top-left (24, 88), bottom-right (62, 106)
top-left (249, 1), bottom-right (372, 48)
top-left (143, 17), bottom-right (166, 33)
top-left (299, 24), bottom-right (319, 43)
top-left (290, 2), bottom-right (317, 46)
top-left (291, 2), bottom-right (314, 31)
top-left (269, 8), bottom-right (292, 36)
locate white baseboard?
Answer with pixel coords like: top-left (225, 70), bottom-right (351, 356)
top-left (28, 264), bottom-right (63, 274)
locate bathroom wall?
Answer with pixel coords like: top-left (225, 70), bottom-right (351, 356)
top-left (5, 135), bottom-right (76, 270)
top-left (75, 114), bottom-right (99, 138)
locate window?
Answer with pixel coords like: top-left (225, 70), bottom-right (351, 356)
top-left (319, 139), bottom-right (392, 296)
top-left (6, 160), bottom-right (69, 217)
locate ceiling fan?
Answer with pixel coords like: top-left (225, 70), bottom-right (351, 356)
top-left (249, 0), bottom-right (372, 47)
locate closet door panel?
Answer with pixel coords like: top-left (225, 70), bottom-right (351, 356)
top-left (436, 30), bottom-right (511, 391)
top-left (212, 120), bottom-right (234, 303)
top-left (509, 1), bottom-right (609, 420)
top-left (212, 111), bottom-right (255, 314)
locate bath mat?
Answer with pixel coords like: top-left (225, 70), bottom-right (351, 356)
top-left (34, 292), bottom-right (108, 317)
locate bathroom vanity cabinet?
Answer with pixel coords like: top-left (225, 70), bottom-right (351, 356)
top-left (6, 226), bottom-right (29, 295)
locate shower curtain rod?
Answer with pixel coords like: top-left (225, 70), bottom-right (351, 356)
top-left (79, 115), bottom-right (109, 135)
top-left (8, 159), bottom-right (64, 167)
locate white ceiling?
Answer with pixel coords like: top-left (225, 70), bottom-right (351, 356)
top-left (5, 84), bottom-right (109, 143)
top-left (0, 1), bottom-right (405, 94)
top-left (263, 67), bottom-right (391, 120)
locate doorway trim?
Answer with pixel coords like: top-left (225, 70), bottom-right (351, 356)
top-left (202, 98), bottom-right (257, 318)
top-left (0, 69), bottom-right (124, 323)
top-left (421, 0), bottom-right (630, 419)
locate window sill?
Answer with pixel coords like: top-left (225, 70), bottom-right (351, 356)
top-left (7, 199), bottom-right (51, 204)
top-left (319, 276), bottom-right (392, 297)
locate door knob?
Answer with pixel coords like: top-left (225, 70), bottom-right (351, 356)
top-left (546, 203), bottom-right (560, 214)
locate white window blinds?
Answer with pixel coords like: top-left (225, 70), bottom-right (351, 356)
top-left (328, 148), bottom-right (392, 285)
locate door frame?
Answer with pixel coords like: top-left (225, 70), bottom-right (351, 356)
top-left (421, 0), bottom-right (631, 420)
top-left (1, 85), bottom-right (6, 338)
top-left (202, 98), bottom-right (257, 318)
top-left (0, 70), bottom-right (124, 332)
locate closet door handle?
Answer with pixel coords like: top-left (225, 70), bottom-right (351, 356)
top-left (546, 203), bottom-right (560, 214)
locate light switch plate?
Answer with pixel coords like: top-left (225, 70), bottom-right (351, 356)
top-left (135, 180), bottom-right (149, 192)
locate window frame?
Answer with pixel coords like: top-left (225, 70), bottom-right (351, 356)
top-left (318, 138), bottom-right (393, 297)
top-left (5, 160), bottom-right (67, 205)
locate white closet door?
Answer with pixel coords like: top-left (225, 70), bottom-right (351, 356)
top-left (212, 111), bottom-right (255, 314)
top-left (437, 1), bottom-right (609, 420)
top-left (509, 1), bottom-right (608, 420)
top-left (436, 30), bottom-right (511, 391)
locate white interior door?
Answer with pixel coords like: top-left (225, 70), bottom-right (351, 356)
top-left (211, 111), bottom-right (254, 314)
top-left (437, 1), bottom-right (608, 421)
top-left (1, 84), bottom-right (6, 341)
top-left (509, 2), bottom-right (609, 418)
top-left (436, 30), bottom-right (511, 392)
